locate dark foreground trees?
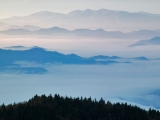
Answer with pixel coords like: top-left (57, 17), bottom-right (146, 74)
top-left (0, 94), bottom-right (159, 120)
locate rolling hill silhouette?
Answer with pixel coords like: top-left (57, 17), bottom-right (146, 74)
top-left (0, 47), bottom-right (118, 74)
top-left (129, 36), bottom-right (160, 47)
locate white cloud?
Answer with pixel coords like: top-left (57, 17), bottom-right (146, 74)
top-left (1, 60), bottom-right (160, 110)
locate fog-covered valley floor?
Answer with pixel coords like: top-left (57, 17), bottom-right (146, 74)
top-left (1, 34), bottom-right (160, 110)
top-left (1, 59), bottom-right (160, 110)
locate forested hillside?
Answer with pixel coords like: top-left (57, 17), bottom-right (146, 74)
top-left (0, 94), bottom-right (159, 120)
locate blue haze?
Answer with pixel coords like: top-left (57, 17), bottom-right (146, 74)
top-left (0, 47), bottom-right (160, 110)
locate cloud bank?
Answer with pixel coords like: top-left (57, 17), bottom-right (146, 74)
top-left (0, 60), bottom-right (160, 110)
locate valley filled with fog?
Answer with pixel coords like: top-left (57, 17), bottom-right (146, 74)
top-left (1, 61), bottom-right (160, 110)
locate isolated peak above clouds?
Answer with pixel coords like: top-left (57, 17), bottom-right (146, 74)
top-left (129, 36), bottom-right (160, 47)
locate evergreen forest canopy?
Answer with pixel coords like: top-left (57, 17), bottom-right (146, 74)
top-left (0, 94), bottom-right (160, 120)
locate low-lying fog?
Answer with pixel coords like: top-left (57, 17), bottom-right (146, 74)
top-left (0, 35), bottom-right (160, 110)
top-left (0, 60), bottom-right (160, 110)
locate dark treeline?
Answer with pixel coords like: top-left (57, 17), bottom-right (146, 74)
top-left (0, 94), bottom-right (160, 120)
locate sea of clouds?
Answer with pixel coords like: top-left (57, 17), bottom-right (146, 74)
top-left (0, 60), bottom-right (160, 110)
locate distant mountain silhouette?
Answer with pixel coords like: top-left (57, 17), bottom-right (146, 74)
top-left (0, 29), bottom-right (32, 35)
top-left (28, 11), bottom-right (65, 20)
top-left (132, 56), bottom-right (149, 60)
top-left (0, 27), bottom-right (160, 39)
top-left (90, 55), bottom-right (121, 60)
top-left (129, 36), bottom-right (160, 47)
top-left (0, 9), bottom-right (160, 31)
top-left (4, 25), bottom-right (42, 31)
top-left (0, 47), bottom-right (119, 64)
top-left (0, 46), bottom-right (156, 74)
top-left (0, 47), bottom-right (120, 74)
top-left (35, 27), bottom-right (71, 35)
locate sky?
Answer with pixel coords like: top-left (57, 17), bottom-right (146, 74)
top-left (0, 0), bottom-right (160, 19)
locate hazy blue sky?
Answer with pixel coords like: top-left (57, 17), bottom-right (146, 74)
top-left (0, 0), bottom-right (160, 19)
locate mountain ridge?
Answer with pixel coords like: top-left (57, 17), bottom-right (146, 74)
top-left (1, 9), bottom-right (160, 31)
top-left (0, 46), bottom-right (156, 74)
top-left (0, 47), bottom-right (119, 74)
top-left (129, 36), bottom-right (160, 47)
top-left (1, 27), bottom-right (160, 39)
top-left (4, 25), bottom-right (41, 31)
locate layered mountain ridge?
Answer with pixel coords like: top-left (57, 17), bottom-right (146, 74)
top-left (1, 9), bottom-right (160, 31)
top-left (0, 46), bottom-right (155, 74)
top-left (0, 26), bottom-right (160, 39)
